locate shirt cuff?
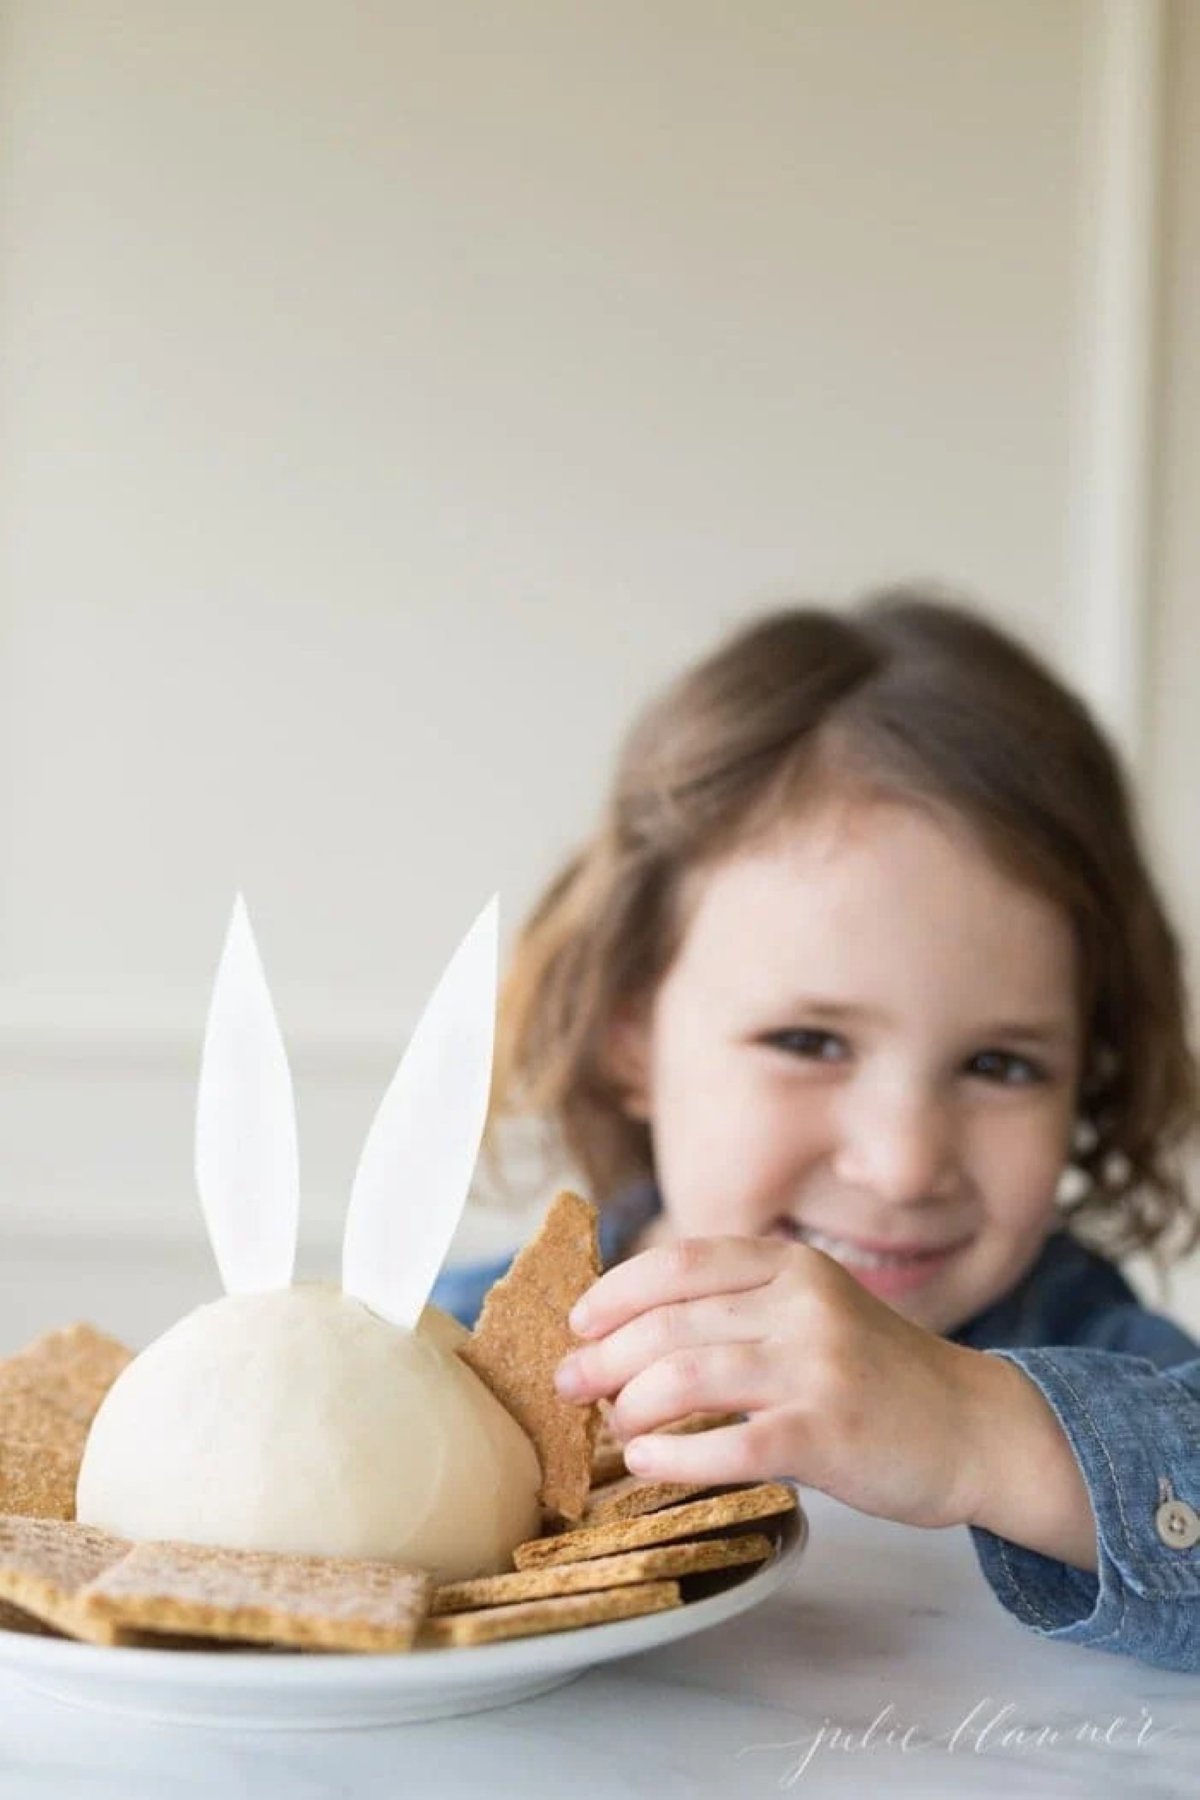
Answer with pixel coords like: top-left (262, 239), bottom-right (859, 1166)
top-left (966, 1346), bottom-right (1200, 1667)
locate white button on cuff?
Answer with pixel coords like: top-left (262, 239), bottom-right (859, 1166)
top-left (1154, 1497), bottom-right (1200, 1550)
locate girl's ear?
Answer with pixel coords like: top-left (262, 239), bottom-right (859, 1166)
top-left (195, 895), bottom-right (300, 1295)
top-left (604, 999), bottom-right (654, 1121)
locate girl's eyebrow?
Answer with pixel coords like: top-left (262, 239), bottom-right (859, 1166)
top-left (979, 1020), bottom-right (1077, 1049)
top-left (766, 998), bottom-right (1076, 1048)
top-left (771, 998), bottom-right (884, 1024)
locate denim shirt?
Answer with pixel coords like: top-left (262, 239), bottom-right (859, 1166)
top-left (431, 1180), bottom-right (1200, 1672)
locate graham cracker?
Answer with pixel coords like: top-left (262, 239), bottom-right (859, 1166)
top-left (513, 1481), bottom-right (797, 1569)
top-left (0, 1324), bottom-right (132, 1428)
top-left (0, 1598), bottom-right (61, 1637)
top-left (431, 1532), bottom-right (774, 1612)
top-left (0, 1437), bottom-right (84, 1521)
top-left (0, 1399), bottom-right (87, 1456)
top-left (76, 1540), bottom-right (434, 1652)
top-left (417, 1578), bottom-right (681, 1647)
top-left (0, 1515), bottom-right (130, 1637)
top-left (0, 1324), bottom-right (133, 1523)
top-left (459, 1189), bottom-right (601, 1522)
top-left (583, 1472), bottom-right (717, 1525)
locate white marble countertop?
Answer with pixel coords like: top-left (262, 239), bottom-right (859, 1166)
top-left (1, 1488), bottom-right (1194, 1799)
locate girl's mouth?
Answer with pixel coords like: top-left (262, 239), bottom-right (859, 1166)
top-left (771, 1218), bottom-right (968, 1297)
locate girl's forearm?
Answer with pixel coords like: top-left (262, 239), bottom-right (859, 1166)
top-left (955, 1348), bottom-right (1099, 1573)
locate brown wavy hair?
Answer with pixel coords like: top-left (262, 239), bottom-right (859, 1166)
top-left (488, 590), bottom-right (1200, 1266)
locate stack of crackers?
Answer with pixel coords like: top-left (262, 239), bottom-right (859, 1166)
top-left (0, 1193), bottom-right (797, 1653)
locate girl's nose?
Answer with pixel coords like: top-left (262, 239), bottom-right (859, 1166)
top-left (831, 1085), bottom-right (957, 1207)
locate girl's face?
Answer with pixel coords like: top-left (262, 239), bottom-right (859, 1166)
top-left (612, 795), bottom-right (1083, 1335)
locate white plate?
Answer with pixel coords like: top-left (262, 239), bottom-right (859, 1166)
top-left (0, 1494), bottom-right (806, 1729)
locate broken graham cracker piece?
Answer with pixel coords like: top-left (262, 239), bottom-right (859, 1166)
top-left (666, 1410), bottom-right (744, 1437)
top-left (459, 1189), bottom-right (601, 1523)
top-left (418, 1579), bottom-right (681, 1648)
top-left (513, 1481), bottom-right (797, 1569)
top-left (590, 1401), bottom-right (627, 1485)
top-left (589, 1404), bottom-right (744, 1488)
top-left (0, 1515), bottom-right (129, 1637)
top-left (431, 1532), bottom-right (774, 1613)
top-left (584, 1417), bottom-right (749, 1522)
top-left (76, 1540), bottom-right (433, 1653)
top-left (590, 1441), bottom-right (627, 1488)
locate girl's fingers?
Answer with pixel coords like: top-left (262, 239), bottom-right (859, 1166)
top-left (622, 1421), bottom-right (756, 1484)
top-left (604, 1340), bottom-right (779, 1439)
top-left (556, 1288), bottom-right (766, 1401)
top-left (569, 1235), bottom-right (783, 1339)
top-left (621, 1417), bottom-right (802, 1489)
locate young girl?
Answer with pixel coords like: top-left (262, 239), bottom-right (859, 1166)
top-left (432, 590), bottom-right (1200, 1673)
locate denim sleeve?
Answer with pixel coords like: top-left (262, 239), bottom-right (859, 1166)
top-left (967, 1347), bottom-right (1200, 1671)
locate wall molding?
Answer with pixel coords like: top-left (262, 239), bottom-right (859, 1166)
top-left (0, 1016), bottom-right (410, 1077)
top-left (1069, 0), bottom-right (1167, 771)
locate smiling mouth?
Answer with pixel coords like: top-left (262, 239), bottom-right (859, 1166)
top-left (770, 1219), bottom-right (968, 1270)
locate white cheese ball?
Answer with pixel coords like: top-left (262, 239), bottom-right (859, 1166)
top-left (76, 1284), bottom-right (543, 1583)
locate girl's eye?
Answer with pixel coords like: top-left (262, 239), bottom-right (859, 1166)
top-left (967, 1049), bottom-right (1046, 1087)
top-left (761, 1029), bottom-right (848, 1063)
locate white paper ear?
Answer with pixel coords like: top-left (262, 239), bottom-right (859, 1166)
top-left (341, 895), bottom-right (498, 1331)
top-left (194, 894), bottom-right (300, 1294)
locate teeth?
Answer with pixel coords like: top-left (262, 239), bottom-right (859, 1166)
top-left (783, 1223), bottom-right (940, 1269)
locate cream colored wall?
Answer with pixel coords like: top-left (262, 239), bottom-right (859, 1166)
top-left (1, 1), bottom-right (1196, 1334)
top-left (1134, 0), bottom-right (1200, 1328)
top-left (1148, 0), bottom-right (1200, 947)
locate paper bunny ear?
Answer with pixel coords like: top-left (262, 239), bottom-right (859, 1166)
top-left (194, 894), bottom-right (300, 1294)
top-left (342, 895), bottom-right (499, 1331)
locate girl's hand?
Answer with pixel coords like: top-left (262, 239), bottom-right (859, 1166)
top-left (554, 1235), bottom-right (1093, 1560)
